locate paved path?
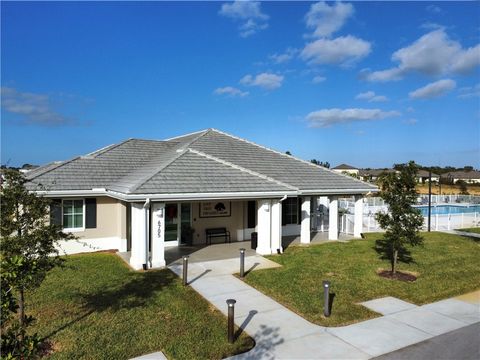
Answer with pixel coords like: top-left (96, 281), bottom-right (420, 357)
top-left (166, 255), bottom-right (480, 359)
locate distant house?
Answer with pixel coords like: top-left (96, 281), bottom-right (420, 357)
top-left (416, 170), bottom-right (440, 184)
top-left (358, 169), bottom-right (396, 182)
top-left (332, 164), bottom-right (359, 176)
top-left (442, 170), bottom-right (480, 184)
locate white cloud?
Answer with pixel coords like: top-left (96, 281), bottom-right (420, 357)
top-left (300, 2), bottom-right (371, 68)
top-left (305, 1), bottom-right (354, 38)
top-left (1, 87), bottom-right (74, 126)
top-left (364, 29), bottom-right (480, 82)
top-left (306, 108), bottom-right (401, 127)
top-left (404, 118), bottom-right (418, 125)
top-left (458, 83), bottom-right (480, 99)
top-left (214, 86), bottom-right (249, 97)
top-left (426, 4), bottom-right (442, 14)
top-left (301, 35), bottom-right (371, 66)
top-left (409, 79), bottom-right (456, 99)
top-left (355, 91), bottom-right (388, 102)
top-left (269, 48), bottom-right (298, 64)
top-left (240, 72), bottom-right (284, 90)
top-left (219, 1), bottom-right (269, 37)
top-left (312, 75), bottom-right (326, 84)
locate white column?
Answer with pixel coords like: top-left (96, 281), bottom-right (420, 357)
top-left (300, 197), bottom-right (311, 244)
top-left (151, 202), bottom-right (166, 268)
top-left (354, 195), bottom-right (364, 238)
top-left (328, 196), bottom-right (338, 240)
top-left (256, 199), bottom-right (272, 255)
top-left (271, 200), bottom-right (283, 253)
top-left (130, 202), bottom-right (147, 270)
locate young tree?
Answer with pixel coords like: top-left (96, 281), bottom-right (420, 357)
top-left (0, 169), bottom-right (74, 356)
top-left (457, 180), bottom-right (469, 195)
top-left (375, 162), bottom-right (424, 274)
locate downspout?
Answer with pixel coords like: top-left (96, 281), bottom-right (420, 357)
top-left (143, 198), bottom-right (151, 269)
top-left (276, 195), bottom-right (288, 254)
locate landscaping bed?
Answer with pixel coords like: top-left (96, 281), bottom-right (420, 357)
top-left (244, 232), bottom-right (480, 327)
top-left (28, 253), bottom-right (254, 359)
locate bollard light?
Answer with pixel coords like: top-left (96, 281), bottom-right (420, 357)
top-left (323, 280), bottom-right (331, 317)
top-left (239, 248), bottom-right (246, 278)
top-left (182, 255), bottom-right (189, 286)
top-left (226, 299), bottom-right (236, 343)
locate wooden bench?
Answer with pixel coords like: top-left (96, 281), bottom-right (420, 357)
top-left (205, 227), bottom-right (231, 245)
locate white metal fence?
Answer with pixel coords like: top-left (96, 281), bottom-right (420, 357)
top-left (326, 195), bottom-right (480, 234)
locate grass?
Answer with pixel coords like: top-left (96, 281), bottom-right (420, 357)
top-left (244, 232), bottom-right (480, 327)
top-left (28, 253), bottom-right (254, 359)
top-left (416, 183), bottom-right (480, 195)
top-left (457, 227), bottom-right (480, 234)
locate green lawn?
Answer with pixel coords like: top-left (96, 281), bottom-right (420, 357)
top-left (28, 253), bottom-right (253, 359)
top-left (244, 232), bottom-right (480, 327)
top-left (457, 227), bottom-right (480, 234)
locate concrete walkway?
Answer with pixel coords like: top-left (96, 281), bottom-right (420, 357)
top-left (135, 245), bottom-right (479, 359)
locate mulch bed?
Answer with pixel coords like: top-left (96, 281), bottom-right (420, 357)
top-left (378, 270), bottom-right (417, 282)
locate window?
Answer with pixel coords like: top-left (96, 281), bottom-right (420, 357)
top-left (282, 198), bottom-right (298, 225)
top-left (63, 199), bottom-right (84, 229)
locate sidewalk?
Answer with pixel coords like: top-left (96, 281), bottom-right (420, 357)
top-left (171, 254), bottom-right (479, 359)
top-left (139, 253), bottom-right (479, 359)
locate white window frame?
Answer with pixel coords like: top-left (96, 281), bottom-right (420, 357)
top-left (62, 198), bottom-right (85, 232)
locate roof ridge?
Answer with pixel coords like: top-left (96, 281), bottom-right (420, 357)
top-left (29, 139), bottom-right (136, 181)
top-left (187, 148), bottom-right (298, 191)
top-left (112, 133), bottom-right (212, 193)
top-left (81, 139), bottom-right (133, 159)
top-left (163, 129), bottom-right (209, 141)
top-left (210, 128), bottom-right (374, 188)
top-left (27, 157), bottom-right (79, 181)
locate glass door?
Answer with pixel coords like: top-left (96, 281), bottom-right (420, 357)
top-left (180, 203), bottom-right (192, 245)
top-left (165, 204), bottom-right (178, 243)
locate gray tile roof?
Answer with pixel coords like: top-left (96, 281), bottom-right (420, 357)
top-left (27, 129), bottom-right (377, 196)
top-left (332, 163), bottom-right (358, 170)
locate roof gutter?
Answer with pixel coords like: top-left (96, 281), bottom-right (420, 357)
top-left (33, 188), bottom-right (378, 202)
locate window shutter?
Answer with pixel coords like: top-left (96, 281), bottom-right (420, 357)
top-left (50, 199), bottom-right (62, 226)
top-left (85, 198), bottom-right (97, 229)
top-left (247, 201), bottom-right (256, 228)
top-left (297, 198), bottom-right (301, 225)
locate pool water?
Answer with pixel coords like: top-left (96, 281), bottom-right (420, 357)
top-left (416, 205), bottom-right (480, 216)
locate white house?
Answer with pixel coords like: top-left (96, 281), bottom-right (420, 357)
top-left (27, 129), bottom-right (378, 270)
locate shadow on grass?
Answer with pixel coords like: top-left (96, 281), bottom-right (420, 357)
top-left (245, 262), bottom-right (260, 276)
top-left (80, 269), bottom-right (176, 312)
top-left (328, 292), bottom-right (336, 315)
top-left (44, 269), bottom-right (176, 340)
top-left (374, 238), bottom-right (414, 266)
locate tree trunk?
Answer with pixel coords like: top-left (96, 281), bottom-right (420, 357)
top-left (392, 249), bottom-right (398, 274)
top-left (19, 287), bottom-right (25, 341)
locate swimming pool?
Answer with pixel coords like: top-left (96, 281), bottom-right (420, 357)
top-left (416, 205), bottom-right (480, 216)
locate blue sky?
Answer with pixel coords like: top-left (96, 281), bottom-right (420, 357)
top-left (1, 1), bottom-right (479, 169)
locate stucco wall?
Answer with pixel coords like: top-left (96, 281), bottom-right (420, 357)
top-left (74, 196), bottom-right (126, 239)
top-left (191, 200), bottom-right (245, 244)
top-left (58, 196), bottom-right (127, 254)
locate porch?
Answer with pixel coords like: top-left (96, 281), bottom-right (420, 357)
top-left (127, 195), bottom-right (365, 270)
top-left (118, 231), bottom-right (355, 270)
